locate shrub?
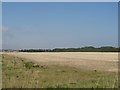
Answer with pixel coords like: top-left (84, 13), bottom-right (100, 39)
top-left (24, 62), bottom-right (34, 69)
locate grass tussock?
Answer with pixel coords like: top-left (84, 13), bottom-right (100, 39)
top-left (2, 54), bottom-right (118, 88)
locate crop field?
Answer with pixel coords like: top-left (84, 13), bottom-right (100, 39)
top-left (2, 52), bottom-right (118, 88)
top-left (5, 52), bottom-right (118, 72)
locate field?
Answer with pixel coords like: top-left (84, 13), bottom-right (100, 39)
top-left (2, 52), bottom-right (118, 88)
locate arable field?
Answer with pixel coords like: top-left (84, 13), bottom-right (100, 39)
top-left (6, 52), bottom-right (118, 72)
top-left (2, 52), bottom-right (118, 88)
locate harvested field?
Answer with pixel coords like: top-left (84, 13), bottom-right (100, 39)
top-left (2, 54), bottom-right (118, 88)
top-left (5, 52), bottom-right (118, 72)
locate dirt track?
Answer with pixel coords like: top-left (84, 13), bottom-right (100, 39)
top-left (5, 52), bottom-right (118, 72)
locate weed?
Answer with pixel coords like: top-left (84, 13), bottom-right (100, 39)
top-left (46, 83), bottom-right (69, 88)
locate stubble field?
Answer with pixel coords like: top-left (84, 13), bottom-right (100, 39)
top-left (2, 52), bottom-right (119, 88)
top-left (6, 52), bottom-right (118, 72)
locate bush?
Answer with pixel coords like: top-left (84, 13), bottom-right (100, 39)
top-left (24, 62), bottom-right (34, 69)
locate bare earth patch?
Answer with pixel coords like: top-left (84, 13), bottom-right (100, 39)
top-left (5, 52), bottom-right (118, 72)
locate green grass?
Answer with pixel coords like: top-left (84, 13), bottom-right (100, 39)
top-left (2, 54), bottom-right (118, 88)
top-left (0, 54), bottom-right (2, 89)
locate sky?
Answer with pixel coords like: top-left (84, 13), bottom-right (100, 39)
top-left (2, 2), bottom-right (118, 49)
top-left (0, 2), bottom-right (2, 50)
top-left (2, 0), bottom-right (120, 2)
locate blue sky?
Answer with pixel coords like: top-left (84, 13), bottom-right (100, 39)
top-left (0, 2), bottom-right (1, 50)
top-left (2, 2), bottom-right (118, 49)
top-left (2, 0), bottom-right (120, 2)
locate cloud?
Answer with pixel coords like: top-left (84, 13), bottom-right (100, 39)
top-left (0, 26), bottom-right (8, 32)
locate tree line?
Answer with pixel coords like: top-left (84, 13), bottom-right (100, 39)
top-left (19, 46), bottom-right (120, 52)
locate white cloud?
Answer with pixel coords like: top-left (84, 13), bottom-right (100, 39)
top-left (0, 26), bottom-right (8, 32)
